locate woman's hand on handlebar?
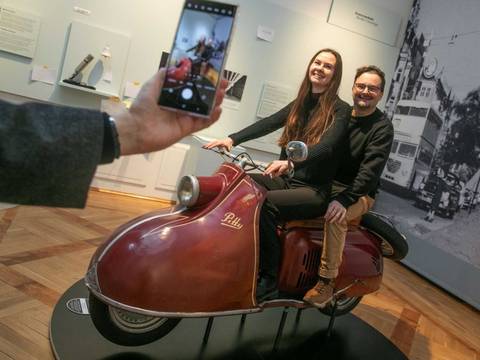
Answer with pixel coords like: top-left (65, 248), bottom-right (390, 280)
top-left (203, 137), bottom-right (234, 152)
top-left (264, 160), bottom-right (289, 178)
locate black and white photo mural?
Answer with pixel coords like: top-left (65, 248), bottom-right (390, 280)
top-left (373, 0), bottom-right (480, 309)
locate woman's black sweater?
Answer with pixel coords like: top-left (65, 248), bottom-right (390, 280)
top-left (228, 94), bottom-right (351, 190)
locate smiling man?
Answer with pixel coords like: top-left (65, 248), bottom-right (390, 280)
top-left (304, 65), bottom-right (394, 308)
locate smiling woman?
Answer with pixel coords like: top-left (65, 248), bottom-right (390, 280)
top-left (309, 52), bottom-right (337, 94)
top-left (204, 48), bottom-right (351, 301)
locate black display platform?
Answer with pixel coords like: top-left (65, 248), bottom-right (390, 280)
top-left (50, 281), bottom-right (407, 360)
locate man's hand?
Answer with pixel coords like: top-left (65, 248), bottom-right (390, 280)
top-left (264, 160), bottom-right (289, 178)
top-left (203, 137), bottom-right (234, 151)
top-left (325, 200), bottom-right (347, 223)
top-left (116, 69), bottom-right (227, 155)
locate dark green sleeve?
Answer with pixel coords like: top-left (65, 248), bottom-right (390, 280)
top-left (228, 102), bottom-right (293, 146)
top-left (0, 100), bottom-right (104, 208)
top-left (335, 121), bottom-right (394, 208)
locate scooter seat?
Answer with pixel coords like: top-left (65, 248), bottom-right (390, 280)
top-left (284, 216), bottom-right (361, 230)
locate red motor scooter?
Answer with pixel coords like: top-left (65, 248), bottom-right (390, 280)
top-left (85, 142), bottom-right (408, 346)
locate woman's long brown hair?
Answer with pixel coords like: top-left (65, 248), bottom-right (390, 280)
top-left (278, 48), bottom-right (343, 147)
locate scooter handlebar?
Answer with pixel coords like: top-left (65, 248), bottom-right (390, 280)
top-left (206, 146), bottom-right (266, 172)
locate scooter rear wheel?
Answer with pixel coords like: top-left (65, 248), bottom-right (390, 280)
top-left (89, 294), bottom-right (181, 346)
top-left (361, 212), bottom-right (408, 260)
top-left (318, 295), bottom-right (362, 316)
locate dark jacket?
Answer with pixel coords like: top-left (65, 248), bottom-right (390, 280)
top-left (0, 100), bottom-right (104, 208)
top-left (331, 108), bottom-right (394, 208)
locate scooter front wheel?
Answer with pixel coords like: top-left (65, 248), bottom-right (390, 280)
top-left (318, 295), bottom-right (362, 316)
top-left (89, 294), bottom-right (181, 346)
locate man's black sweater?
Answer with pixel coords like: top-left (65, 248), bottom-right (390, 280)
top-left (331, 108), bottom-right (394, 208)
top-left (228, 95), bottom-right (351, 190)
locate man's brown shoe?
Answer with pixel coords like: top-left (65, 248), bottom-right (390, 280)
top-left (303, 278), bottom-right (335, 308)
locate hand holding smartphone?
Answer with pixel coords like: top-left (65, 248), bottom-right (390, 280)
top-left (158, 0), bottom-right (237, 117)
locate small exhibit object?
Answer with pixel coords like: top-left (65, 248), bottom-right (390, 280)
top-left (257, 25), bottom-right (275, 42)
top-left (101, 45), bottom-right (113, 82)
top-left (62, 54), bottom-right (96, 90)
top-left (223, 69), bottom-right (247, 111)
top-left (31, 65), bottom-right (57, 85)
top-left (59, 21), bottom-right (130, 98)
top-left (73, 6), bottom-right (91, 16)
top-left (256, 81), bottom-right (295, 118)
top-left (0, 6), bottom-right (41, 58)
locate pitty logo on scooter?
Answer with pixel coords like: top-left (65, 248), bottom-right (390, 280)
top-left (221, 212), bottom-right (244, 230)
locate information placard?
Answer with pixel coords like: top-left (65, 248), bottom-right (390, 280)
top-left (256, 82), bottom-right (295, 119)
top-left (328, 0), bottom-right (401, 46)
top-left (0, 6), bottom-right (41, 58)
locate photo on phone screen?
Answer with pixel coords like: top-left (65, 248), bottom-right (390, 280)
top-left (158, 0), bottom-right (237, 117)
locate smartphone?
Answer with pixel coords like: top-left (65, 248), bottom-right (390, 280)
top-left (158, 0), bottom-right (238, 117)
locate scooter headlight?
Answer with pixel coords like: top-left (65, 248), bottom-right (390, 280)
top-left (177, 175), bottom-right (200, 207)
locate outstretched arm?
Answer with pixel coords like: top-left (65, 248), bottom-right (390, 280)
top-left (203, 102), bottom-right (292, 152)
top-left (0, 69), bottom-right (227, 208)
top-left (228, 102), bottom-right (293, 146)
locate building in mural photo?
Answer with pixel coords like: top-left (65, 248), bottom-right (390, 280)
top-left (374, 0), bottom-right (480, 270)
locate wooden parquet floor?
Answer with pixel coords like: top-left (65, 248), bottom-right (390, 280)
top-left (0, 189), bottom-right (478, 359)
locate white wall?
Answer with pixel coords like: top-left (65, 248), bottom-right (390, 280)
top-left (0, 0), bottom-right (414, 189)
top-left (0, 0), bottom-right (413, 118)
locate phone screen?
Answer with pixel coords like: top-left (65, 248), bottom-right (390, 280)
top-left (158, 0), bottom-right (237, 117)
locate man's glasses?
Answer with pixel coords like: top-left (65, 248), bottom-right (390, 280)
top-left (354, 83), bottom-right (382, 94)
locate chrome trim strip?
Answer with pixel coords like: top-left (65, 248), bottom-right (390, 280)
top-left (85, 263), bottom-right (100, 293)
top-left (86, 284), bottom-right (262, 318)
top-left (368, 211), bottom-right (395, 227)
top-left (360, 227), bottom-right (391, 255)
top-left (221, 163), bottom-right (240, 175)
top-left (251, 201), bottom-right (261, 305)
top-left (97, 206), bottom-right (187, 262)
top-left (144, 216), bottom-right (189, 237)
top-left (333, 280), bottom-right (361, 298)
top-left (259, 298), bottom-right (305, 306)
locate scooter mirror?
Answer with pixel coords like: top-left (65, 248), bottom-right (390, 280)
top-left (286, 141), bottom-right (308, 162)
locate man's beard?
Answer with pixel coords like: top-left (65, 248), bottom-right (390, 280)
top-left (355, 99), bottom-right (372, 109)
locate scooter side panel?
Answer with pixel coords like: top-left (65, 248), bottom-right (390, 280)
top-left (337, 228), bottom-right (383, 297)
top-left (94, 178), bottom-right (262, 313)
top-left (277, 227), bottom-right (382, 298)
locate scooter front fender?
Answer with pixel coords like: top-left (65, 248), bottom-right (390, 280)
top-left (86, 178), bottom-right (263, 316)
